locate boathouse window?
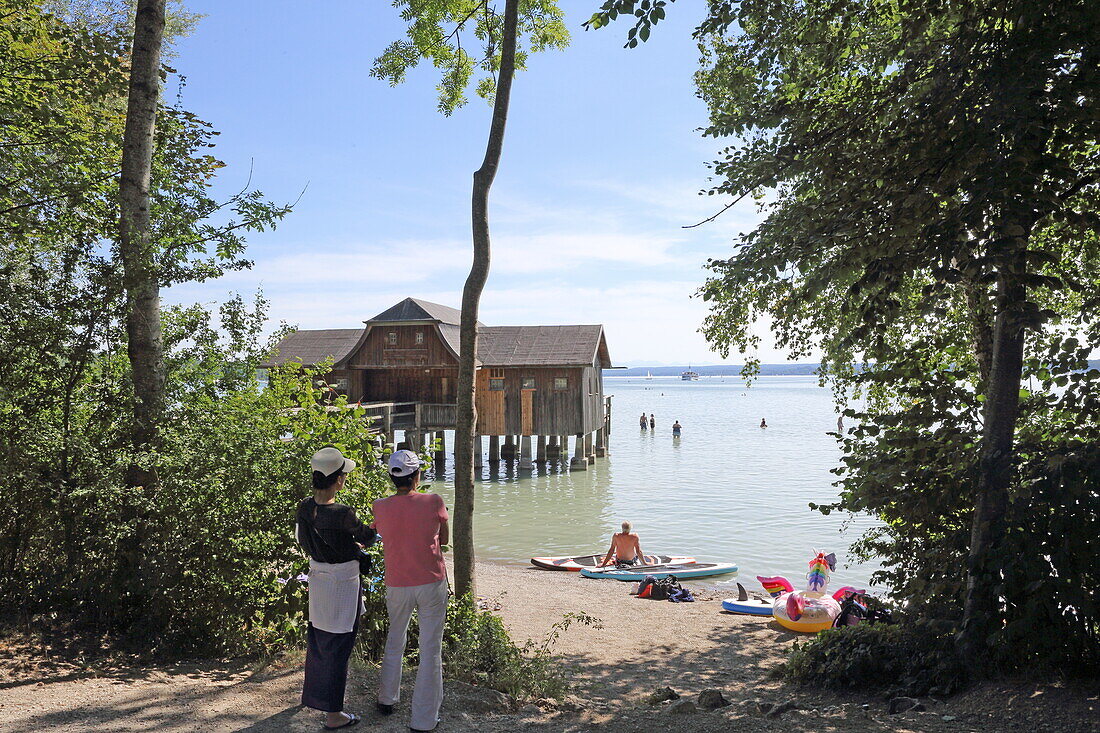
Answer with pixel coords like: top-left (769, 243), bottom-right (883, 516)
top-left (553, 377), bottom-right (568, 390)
top-left (387, 332), bottom-right (398, 345)
top-left (521, 377), bottom-right (536, 390)
top-left (415, 331), bottom-right (424, 344)
top-left (489, 378), bottom-right (505, 391)
top-left (332, 377), bottom-right (349, 393)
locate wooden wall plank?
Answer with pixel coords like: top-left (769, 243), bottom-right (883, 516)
top-left (348, 324), bottom-right (458, 368)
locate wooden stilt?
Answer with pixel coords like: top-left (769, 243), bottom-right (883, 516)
top-left (434, 430), bottom-right (446, 471)
top-left (519, 435), bottom-right (533, 469)
top-left (473, 434), bottom-right (483, 468)
top-left (570, 432), bottom-right (587, 471)
top-left (536, 435), bottom-right (547, 462)
top-left (489, 435), bottom-right (500, 462)
top-left (595, 427), bottom-right (607, 457)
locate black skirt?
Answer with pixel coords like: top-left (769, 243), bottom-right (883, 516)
top-left (302, 615), bottom-right (359, 713)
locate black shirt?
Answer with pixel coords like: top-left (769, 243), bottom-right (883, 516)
top-left (296, 498), bottom-right (377, 564)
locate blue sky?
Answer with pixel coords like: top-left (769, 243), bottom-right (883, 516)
top-left (165, 1), bottom-right (787, 366)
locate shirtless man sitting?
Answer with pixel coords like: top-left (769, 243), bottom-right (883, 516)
top-left (598, 521), bottom-right (644, 567)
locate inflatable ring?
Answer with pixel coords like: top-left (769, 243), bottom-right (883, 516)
top-left (772, 590), bottom-right (841, 632)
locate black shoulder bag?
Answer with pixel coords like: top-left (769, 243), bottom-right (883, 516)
top-left (304, 505), bottom-right (373, 575)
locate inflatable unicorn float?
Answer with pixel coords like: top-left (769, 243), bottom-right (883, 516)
top-left (756, 551), bottom-right (865, 632)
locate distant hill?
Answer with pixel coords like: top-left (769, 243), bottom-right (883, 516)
top-left (608, 360), bottom-right (1100, 378)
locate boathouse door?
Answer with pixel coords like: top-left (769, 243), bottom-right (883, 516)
top-left (520, 379), bottom-right (535, 435)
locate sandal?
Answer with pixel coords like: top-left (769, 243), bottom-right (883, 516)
top-left (323, 712), bottom-right (361, 730)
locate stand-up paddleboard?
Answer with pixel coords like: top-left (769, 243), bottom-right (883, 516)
top-left (530, 554), bottom-right (695, 571)
top-left (722, 583), bottom-right (773, 616)
top-left (580, 561), bottom-right (738, 581)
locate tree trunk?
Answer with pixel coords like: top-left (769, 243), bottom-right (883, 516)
top-left (453, 0), bottom-right (520, 599)
top-left (963, 272), bottom-right (994, 391)
top-left (959, 259), bottom-right (1027, 660)
top-left (114, 0), bottom-right (166, 622)
top-left (119, 0), bottom-right (166, 490)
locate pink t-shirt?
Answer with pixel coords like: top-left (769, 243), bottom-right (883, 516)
top-left (371, 492), bottom-right (449, 588)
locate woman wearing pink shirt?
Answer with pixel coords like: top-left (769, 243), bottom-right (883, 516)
top-left (372, 450), bottom-right (449, 733)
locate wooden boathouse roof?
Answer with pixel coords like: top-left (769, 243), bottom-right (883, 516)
top-left (368, 297), bottom-right (469, 326)
top-left (261, 328), bottom-right (363, 368)
top-left (261, 298), bottom-right (611, 369)
top-left (477, 325), bottom-right (608, 367)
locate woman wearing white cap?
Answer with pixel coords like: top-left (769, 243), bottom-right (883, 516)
top-left (296, 447), bottom-right (377, 730)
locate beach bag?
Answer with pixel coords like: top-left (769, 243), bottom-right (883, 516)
top-left (636, 575), bottom-right (658, 598)
top-left (649, 576), bottom-right (679, 601)
top-left (668, 586), bottom-right (695, 603)
top-left (834, 593), bottom-right (868, 627)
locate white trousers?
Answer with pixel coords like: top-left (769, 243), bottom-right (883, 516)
top-left (378, 579), bottom-right (448, 730)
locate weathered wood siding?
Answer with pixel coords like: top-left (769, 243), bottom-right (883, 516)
top-left (345, 324), bottom-right (458, 404)
top-left (346, 325), bottom-right (457, 368)
top-left (474, 366), bottom-right (589, 435)
top-left (362, 367), bottom-right (457, 404)
top-left (324, 368), bottom-right (362, 402)
top-left (474, 369), bottom-right (506, 435)
top-left (580, 364), bottom-right (605, 434)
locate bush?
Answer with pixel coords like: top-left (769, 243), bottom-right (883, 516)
top-left (0, 298), bottom-right (395, 656)
top-left (438, 595), bottom-right (599, 700)
top-left (827, 344), bottom-right (1100, 675)
top-left (360, 592), bottom-right (600, 701)
top-left (784, 622), bottom-right (969, 697)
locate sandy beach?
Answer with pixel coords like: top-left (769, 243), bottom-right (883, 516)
top-left (1, 561), bottom-right (1096, 732)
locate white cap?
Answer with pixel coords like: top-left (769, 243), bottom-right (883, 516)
top-left (310, 447), bottom-right (356, 476)
top-left (387, 449), bottom-right (423, 478)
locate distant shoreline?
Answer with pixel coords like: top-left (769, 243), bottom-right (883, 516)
top-left (605, 364), bottom-right (820, 377)
top-left (607, 359), bottom-right (1100, 379)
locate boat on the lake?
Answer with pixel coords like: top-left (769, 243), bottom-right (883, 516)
top-left (681, 366), bottom-right (699, 381)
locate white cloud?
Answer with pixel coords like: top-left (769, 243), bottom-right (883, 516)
top-left (164, 173), bottom-right (816, 364)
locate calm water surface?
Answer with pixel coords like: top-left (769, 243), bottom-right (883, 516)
top-left (429, 376), bottom-right (883, 592)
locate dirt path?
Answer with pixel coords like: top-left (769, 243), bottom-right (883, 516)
top-left (1, 562), bottom-right (1096, 732)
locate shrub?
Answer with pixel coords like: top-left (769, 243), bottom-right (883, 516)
top-left (0, 298), bottom-right (395, 656)
top-left (784, 622), bottom-right (969, 697)
top-left (441, 595), bottom-right (599, 700)
top-left (370, 593), bottom-right (599, 701)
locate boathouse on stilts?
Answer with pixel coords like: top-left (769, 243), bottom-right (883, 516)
top-left (260, 298), bottom-right (613, 471)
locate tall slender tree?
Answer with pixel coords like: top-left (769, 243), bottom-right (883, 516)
top-left (452, 0), bottom-right (519, 598)
top-left (373, 0), bottom-right (567, 597)
top-left (118, 0), bottom-right (166, 489)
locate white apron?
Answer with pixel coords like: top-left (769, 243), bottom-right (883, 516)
top-left (307, 558), bottom-right (363, 634)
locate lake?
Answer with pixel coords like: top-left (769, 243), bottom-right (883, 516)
top-left (429, 375), bottom-right (884, 592)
